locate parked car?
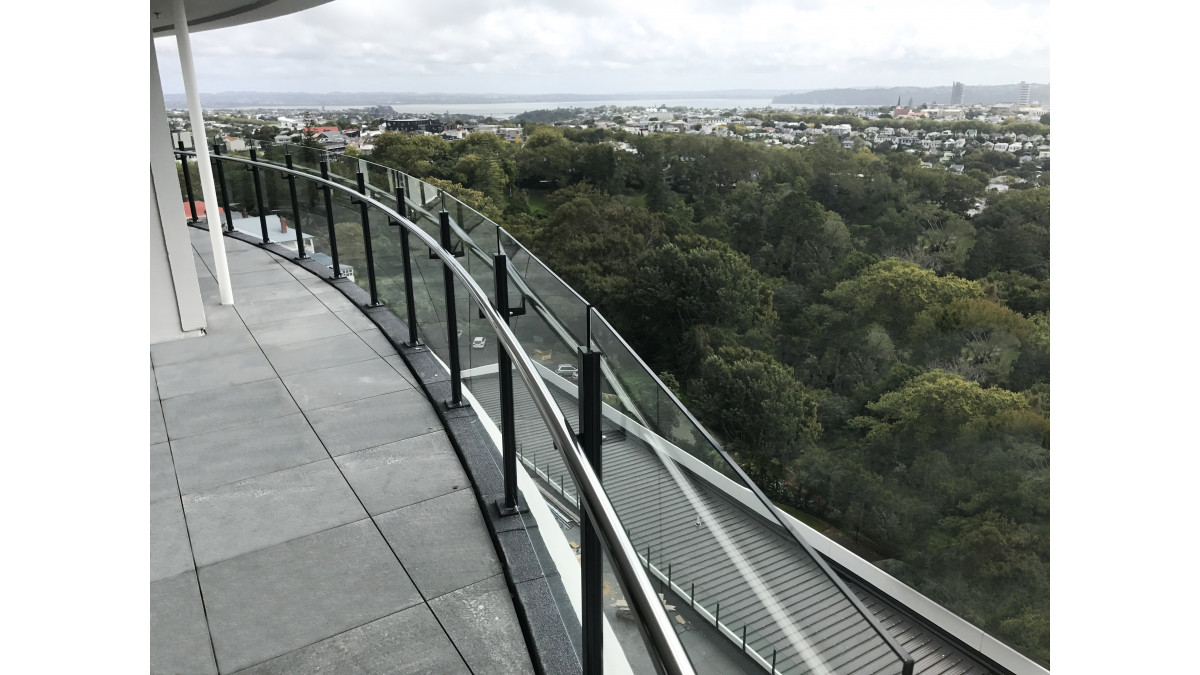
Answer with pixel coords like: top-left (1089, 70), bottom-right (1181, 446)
top-left (556, 364), bottom-right (579, 379)
top-left (472, 336), bottom-right (487, 349)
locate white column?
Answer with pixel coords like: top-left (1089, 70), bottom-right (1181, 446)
top-left (172, 0), bottom-right (234, 305)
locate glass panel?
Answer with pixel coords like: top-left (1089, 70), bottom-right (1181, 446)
top-left (207, 142), bottom-right (911, 673)
top-left (598, 541), bottom-right (668, 675)
top-left (499, 231), bottom-right (589, 355)
top-left (295, 176), bottom-right (332, 269)
top-left (408, 216), bottom-right (451, 362)
top-left (219, 156), bottom-right (256, 219)
top-left (586, 307), bottom-right (905, 675)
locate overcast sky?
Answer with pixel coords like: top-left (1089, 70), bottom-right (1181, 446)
top-left (153, 0), bottom-right (1049, 96)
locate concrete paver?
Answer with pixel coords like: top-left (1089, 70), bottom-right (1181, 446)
top-left (170, 412), bottom-right (327, 495)
top-left (237, 604), bottom-right (470, 675)
top-left (334, 431), bottom-right (468, 516)
top-left (200, 518), bottom-right (421, 673)
top-left (149, 232), bottom-right (532, 674)
top-left (151, 571), bottom-right (218, 675)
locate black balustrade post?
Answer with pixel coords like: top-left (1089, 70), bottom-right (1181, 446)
top-left (742, 625), bottom-right (747, 653)
top-left (715, 602), bottom-right (721, 628)
top-left (212, 144), bottom-right (234, 233)
top-left (492, 254), bottom-right (522, 515)
top-left (355, 172), bottom-right (382, 306)
top-left (579, 348), bottom-right (603, 675)
top-left (248, 147), bottom-right (270, 244)
top-left (391, 186), bottom-right (422, 347)
top-left (320, 160), bottom-right (343, 279)
top-left (690, 582), bottom-right (695, 609)
top-left (772, 647), bottom-right (777, 674)
top-left (285, 154), bottom-right (308, 259)
top-left (178, 141), bottom-right (197, 223)
top-left (440, 211), bottom-right (464, 408)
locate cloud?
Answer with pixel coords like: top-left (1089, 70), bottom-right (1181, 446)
top-left (153, 0), bottom-right (1049, 94)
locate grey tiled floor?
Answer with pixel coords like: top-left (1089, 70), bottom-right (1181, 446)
top-left (150, 229), bottom-right (533, 674)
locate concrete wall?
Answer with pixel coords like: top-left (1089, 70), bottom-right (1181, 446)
top-left (150, 38), bottom-right (206, 344)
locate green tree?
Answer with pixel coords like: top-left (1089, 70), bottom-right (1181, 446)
top-left (823, 259), bottom-right (985, 335)
top-left (688, 346), bottom-right (821, 488)
top-left (370, 132), bottom-right (452, 178)
top-left (966, 188), bottom-right (1050, 279)
top-left (984, 270), bottom-right (1050, 316)
top-left (623, 235), bottom-right (776, 374)
top-left (908, 297), bottom-right (1030, 387)
top-left (517, 126), bottom-right (576, 187)
top-left (850, 370), bottom-right (1030, 451)
top-left (421, 176), bottom-right (504, 223)
top-left (452, 153), bottom-right (508, 204)
top-left (529, 183), bottom-right (665, 311)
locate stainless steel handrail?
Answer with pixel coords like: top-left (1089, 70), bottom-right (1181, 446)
top-left (185, 150), bottom-right (696, 675)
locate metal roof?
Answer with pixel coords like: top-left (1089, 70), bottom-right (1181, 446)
top-left (467, 372), bottom-right (945, 675)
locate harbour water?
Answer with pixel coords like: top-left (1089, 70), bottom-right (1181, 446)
top-left (218, 98), bottom-right (844, 117)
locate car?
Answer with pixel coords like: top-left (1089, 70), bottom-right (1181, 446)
top-left (471, 336), bottom-right (487, 349)
top-left (556, 364), bottom-right (579, 379)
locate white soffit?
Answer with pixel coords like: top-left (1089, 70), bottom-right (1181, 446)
top-left (150, 0), bottom-right (334, 36)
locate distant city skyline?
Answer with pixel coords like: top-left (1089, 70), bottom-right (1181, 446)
top-left (152, 0), bottom-right (1049, 96)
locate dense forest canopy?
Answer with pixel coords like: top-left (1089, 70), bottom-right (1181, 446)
top-left (359, 122), bottom-right (1051, 665)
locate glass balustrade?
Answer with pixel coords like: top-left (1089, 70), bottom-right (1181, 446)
top-left (190, 147), bottom-right (914, 675)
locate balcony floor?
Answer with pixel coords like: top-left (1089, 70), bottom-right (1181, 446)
top-left (150, 228), bottom-right (534, 674)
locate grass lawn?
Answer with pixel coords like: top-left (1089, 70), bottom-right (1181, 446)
top-left (773, 501), bottom-right (888, 562)
top-left (772, 501), bottom-right (834, 531)
top-left (526, 189), bottom-right (552, 216)
top-left (617, 191), bottom-right (647, 208)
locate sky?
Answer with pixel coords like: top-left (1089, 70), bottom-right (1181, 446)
top-left (153, 0), bottom-right (1049, 96)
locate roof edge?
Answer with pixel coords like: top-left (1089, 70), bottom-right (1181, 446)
top-left (778, 511), bottom-right (1050, 675)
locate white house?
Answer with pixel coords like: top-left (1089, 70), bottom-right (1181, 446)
top-left (276, 116), bottom-right (303, 130)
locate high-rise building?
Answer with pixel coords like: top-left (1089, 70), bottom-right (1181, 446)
top-left (951, 81), bottom-right (965, 106)
top-left (1019, 81), bottom-right (1032, 107)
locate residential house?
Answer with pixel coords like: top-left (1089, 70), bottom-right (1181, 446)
top-left (276, 116), bottom-right (303, 130)
top-left (316, 130), bottom-right (347, 153)
top-left (384, 119), bottom-right (445, 134)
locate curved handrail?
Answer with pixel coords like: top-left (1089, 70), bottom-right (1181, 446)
top-left (183, 149), bottom-right (695, 675)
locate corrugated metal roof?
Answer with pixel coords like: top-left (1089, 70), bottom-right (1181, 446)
top-left (467, 372), bottom-right (1002, 675)
top-left (468, 373), bottom-right (914, 675)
